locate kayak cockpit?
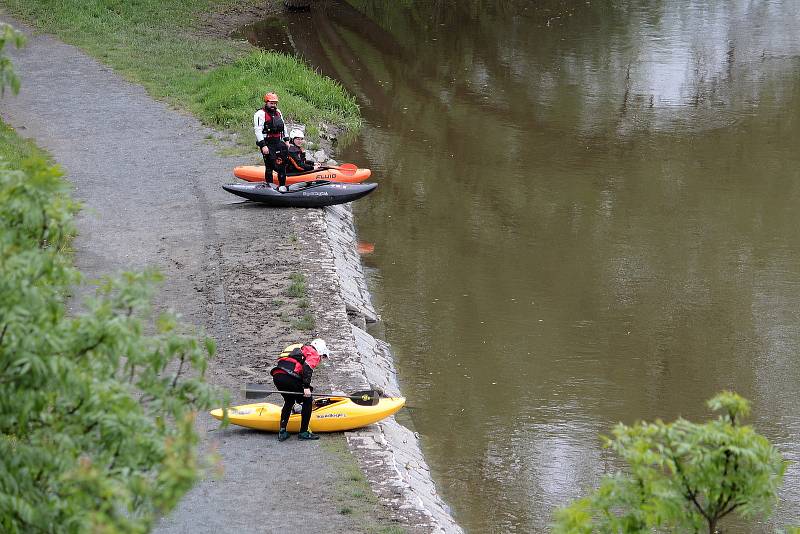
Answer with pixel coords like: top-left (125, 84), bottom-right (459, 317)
top-left (285, 180), bottom-right (331, 192)
top-left (311, 397), bottom-right (347, 410)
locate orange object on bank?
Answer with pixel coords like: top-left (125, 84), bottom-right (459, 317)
top-left (357, 242), bottom-right (375, 255)
top-left (233, 164), bottom-right (371, 184)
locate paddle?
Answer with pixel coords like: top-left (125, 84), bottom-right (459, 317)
top-left (244, 383), bottom-right (381, 406)
top-left (320, 163), bottom-right (358, 175)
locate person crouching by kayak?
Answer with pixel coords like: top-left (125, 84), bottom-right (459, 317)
top-left (253, 92), bottom-right (289, 192)
top-left (269, 338), bottom-right (331, 441)
top-left (286, 128), bottom-right (318, 175)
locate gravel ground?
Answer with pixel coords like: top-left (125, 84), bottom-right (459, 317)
top-left (1, 16), bottom-right (401, 534)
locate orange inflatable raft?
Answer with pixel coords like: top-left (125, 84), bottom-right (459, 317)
top-left (234, 164), bottom-right (372, 184)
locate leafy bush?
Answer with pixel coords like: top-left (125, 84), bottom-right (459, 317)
top-left (0, 23), bottom-right (25, 96)
top-left (0, 153), bottom-right (224, 532)
top-left (552, 392), bottom-right (786, 534)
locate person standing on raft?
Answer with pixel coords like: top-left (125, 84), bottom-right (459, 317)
top-left (269, 338), bottom-right (331, 441)
top-left (253, 92), bottom-right (289, 192)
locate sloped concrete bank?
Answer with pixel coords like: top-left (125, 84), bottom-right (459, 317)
top-left (297, 205), bottom-right (463, 534)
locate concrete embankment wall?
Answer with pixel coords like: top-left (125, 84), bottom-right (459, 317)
top-left (298, 205), bottom-right (463, 534)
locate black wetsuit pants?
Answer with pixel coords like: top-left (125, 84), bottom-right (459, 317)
top-left (262, 140), bottom-right (288, 187)
top-left (272, 372), bottom-right (312, 432)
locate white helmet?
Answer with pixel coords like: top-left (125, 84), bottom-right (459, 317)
top-left (310, 338), bottom-right (330, 357)
top-left (289, 128), bottom-right (304, 140)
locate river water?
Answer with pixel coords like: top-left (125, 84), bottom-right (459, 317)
top-left (239, 1), bottom-right (800, 531)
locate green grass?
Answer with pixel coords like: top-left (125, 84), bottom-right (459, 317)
top-left (0, 119), bottom-right (50, 165)
top-left (286, 272), bottom-right (307, 298)
top-left (321, 436), bottom-right (408, 534)
top-left (285, 274), bottom-right (312, 329)
top-left (1, 0), bottom-right (361, 143)
top-left (291, 313), bottom-right (315, 331)
top-left (195, 51), bottom-right (361, 139)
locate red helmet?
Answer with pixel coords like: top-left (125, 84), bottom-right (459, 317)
top-left (264, 92), bottom-right (279, 103)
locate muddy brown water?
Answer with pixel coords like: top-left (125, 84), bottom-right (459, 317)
top-left (239, 1), bottom-right (800, 531)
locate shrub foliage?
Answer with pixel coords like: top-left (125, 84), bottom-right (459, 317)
top-left (1, 29), bottom-right (223, 528)
top-left (553, 392), bottom-right (787, 534)
top-left (0, 154), bottom-right (223, 532)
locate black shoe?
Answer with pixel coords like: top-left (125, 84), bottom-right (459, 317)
top-left (297, 431), bottom-right (319, 440)
top-left (278, 429), bottom-right (290, 442)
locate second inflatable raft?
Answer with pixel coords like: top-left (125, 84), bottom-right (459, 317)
top-left (222, 181), bottom-right (377, 207)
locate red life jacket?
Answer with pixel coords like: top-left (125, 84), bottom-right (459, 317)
top-left (262, 108), bottom-right (285, 140)
top-left (270, 347), bottom-right (305, 379)
top-left (270, 345), bottom-right (320, 379)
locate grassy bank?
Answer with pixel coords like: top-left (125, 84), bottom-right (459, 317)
top-left (0, 118), bottom-right (48, 164)
top-left (1, 0), bottom-right (360, 143)
top-left (321, 437), bottom-right (407, 534)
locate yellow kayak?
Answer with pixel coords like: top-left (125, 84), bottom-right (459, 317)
top-left (210, 396), bottom-right (405, 433)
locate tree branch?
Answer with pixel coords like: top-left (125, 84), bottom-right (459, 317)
top-left (688, 490), bottom-right (711, 522)
top-left (64, 397), bottom-right (84, 416)
top-left (713, 448), bottom-right (734, 517)
top-left (171, 353), bottom-right (186, 389)
top-left (38, 208), bottom-right (48, 247)
top-left (108, 443), bottom-right (121, 471)
top-left (717, 501), bottom-right (741, 520)
top-left (75, 333), bottom-right (107, 359)
top-left (673, 454), bottom-right (711, 522)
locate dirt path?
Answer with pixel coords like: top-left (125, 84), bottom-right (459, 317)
top-left (1, 17), bottom-right (401, 534)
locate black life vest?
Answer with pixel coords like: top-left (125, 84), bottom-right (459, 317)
top-left (287, 145), bottom-right (313, 172)
top-left (270, 347), bottom-right (305, 379)
top-left (262, 108), bottom-right (285, 139)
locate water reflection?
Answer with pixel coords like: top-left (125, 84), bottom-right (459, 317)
top-left (240, 1), bottom-right (800, 531)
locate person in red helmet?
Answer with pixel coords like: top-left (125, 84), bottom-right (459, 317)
top-left (269, 338), bottom-right (331, 441)
top-left (253, 92), bottom-right (290, 192)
